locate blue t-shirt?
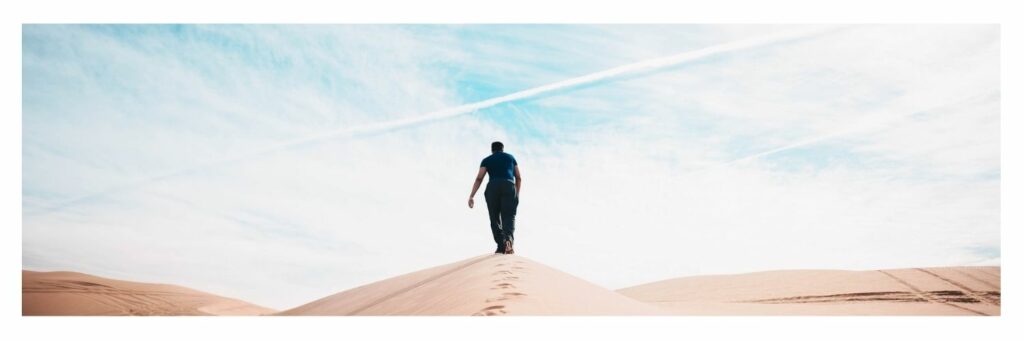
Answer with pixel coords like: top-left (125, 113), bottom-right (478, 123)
top-left (480, 152), bottom-right (518, 182)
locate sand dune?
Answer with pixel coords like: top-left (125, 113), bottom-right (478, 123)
top-left (278, 254), bottom-right (664, 315)
top-left (24, 258), bottom-right (1000, 316)
top-left (617, 266), bottom-right (1000, 316)
top-left (22, 270), bottom-right (276, 316)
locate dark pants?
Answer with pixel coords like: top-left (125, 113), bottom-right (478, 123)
top-left (484, 180), bottom-right (518, 247)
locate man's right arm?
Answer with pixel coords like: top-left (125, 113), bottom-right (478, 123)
top-left (468, 167), bottom-right (487, 208)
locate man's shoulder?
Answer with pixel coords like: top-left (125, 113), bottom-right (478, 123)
top-left (482, 152), bottom-right (515, 163)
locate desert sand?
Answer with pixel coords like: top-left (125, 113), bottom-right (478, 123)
top-left (24, 255), bottom-right (1000, 316)
top-left (280, 255), bottom-right (999, 316)
top-left (618, 266), bottom-right (1001, 316)
top-left (22, 270), bottom-right (276, 316)
top-left (278, 254), bottom-right (663, 315)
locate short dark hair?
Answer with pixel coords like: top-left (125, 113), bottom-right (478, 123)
top-left (491, 141), bottom-right (504, 153)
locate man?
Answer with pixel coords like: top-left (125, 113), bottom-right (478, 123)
top-left (468, 141), bottom-right (522, 254)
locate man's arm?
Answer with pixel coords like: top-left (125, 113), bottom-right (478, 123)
top-left (513, 165), bottom-right (522, 197)
top-left (468, 167), bottom-right (487, 208)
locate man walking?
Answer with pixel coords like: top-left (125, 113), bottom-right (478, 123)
top-left (468, 141), bottom-right (522, 254)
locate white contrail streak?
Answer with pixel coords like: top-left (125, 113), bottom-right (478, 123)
top-left (27, 25), bottom-right (843, 216)
top-left (253, 25), bottom-right (843, 152)
top-left (720, 89), bottom-right (999, 168)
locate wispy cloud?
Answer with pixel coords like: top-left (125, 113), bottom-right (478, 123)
top-left (26, 25), bottom-right (840, 217)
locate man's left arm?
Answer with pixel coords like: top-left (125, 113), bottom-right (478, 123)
top-left (513, 165), bottom-right (522, 197)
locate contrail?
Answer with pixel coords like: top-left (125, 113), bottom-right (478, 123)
top-left (719, 89), bottom-right (1000, 168)
top-left (239, 25), bottom-right (844, 153)
top-left (26, 25), bottom-right (843, 216)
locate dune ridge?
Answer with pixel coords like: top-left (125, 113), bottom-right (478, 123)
top-left (278, 254), bottom-right (663, 315)
top-left (22, 270), bottom-right (276, 316)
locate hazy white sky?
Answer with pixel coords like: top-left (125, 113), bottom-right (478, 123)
top-left (22, 24), bottom-right (999, 310)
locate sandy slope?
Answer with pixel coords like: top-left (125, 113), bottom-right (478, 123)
top-left (24, 259), bottom-right (1000, 316)
top-left (22, 270), bottom-right (276, 316)
top-left (617, 266), bottom-right (1000, 316)
top-left (278, 254), bottom-right (665, 315)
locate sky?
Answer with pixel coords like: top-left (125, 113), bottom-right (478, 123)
top-left (22, 24), bottom-right (1000, 310)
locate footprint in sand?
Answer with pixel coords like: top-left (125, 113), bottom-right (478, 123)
top-left (485, 292), bottom-right (528, 303)
top-left (491, 276), bottom-right (520, 283)
top-left (478, 262), bottom-right (529, 314)
top-left (473, 305), bottom-right (507, 316)
top-left (491, 283), bottom-right (517, 290)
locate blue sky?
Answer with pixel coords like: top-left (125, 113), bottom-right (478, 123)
top-left (22, 24), bottom-right (999, 309)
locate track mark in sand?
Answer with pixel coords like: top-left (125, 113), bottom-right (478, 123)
top-left (973, 268), bottom-right (1002, 281)
top-left (348, 254), bottom-right (497, 315)
top-left (877, 270), bottom-right (988, 316)
top-left (915, 268), bottom-right (999, 306)
top-left (746, 291), bottom-right (925, 304)
top-left (747, 290), bottom-right (1001, 305)
top-left (472, 305), bottom-right (507, 316)
top-left (951, 268), bottom-right (1000, 291)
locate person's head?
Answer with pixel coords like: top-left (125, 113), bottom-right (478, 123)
top-left (491, 141), bottom-right (504, 153)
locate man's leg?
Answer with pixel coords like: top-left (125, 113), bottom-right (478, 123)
top-left (484, 186), bottom-right (505, 251)
top-left (499, 181), bottom-right (518, 248)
